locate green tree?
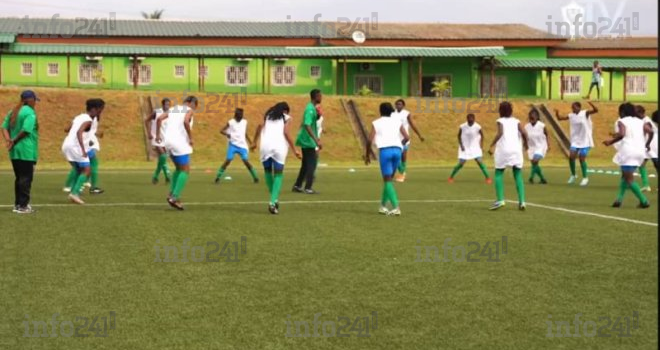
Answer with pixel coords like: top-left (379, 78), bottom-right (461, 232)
top-left (431, 79), bottom-right (451, 97)
top-left (141, 10), bottom-right (165, 19)
top-left (356, 85), bottom-right (374, 96)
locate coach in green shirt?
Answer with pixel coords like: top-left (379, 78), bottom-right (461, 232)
top-left (2, 90), bottom-right (40, 214)
top-left (293, 89), bottom-right (323, 194)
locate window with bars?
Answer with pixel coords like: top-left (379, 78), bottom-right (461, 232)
top-left (561, 75), bottom-right (582, 95)
top-left (200, 66), bottom-right (209, 78)
top-left (21, 62), bottom-right (33, 76)
top-left (626, 75), bottom-right (647, 95)
top-left (128, 65), bottom-right (152, 85)
top-left (79, 64), bottom-right (103, 84)
top-left (174, 65), bottom-right (185, 78)
top-left (272, 66), bottom-right (296, 86)
top-left (354, 75), bottom-right (383, 94)
top-left (481, 75), bottom-right (507, 97)
top-left (226, 66), bottom-right (249, 86)
top-left (47, 63), bottom-right (59, 76)
top-left (310, 66), bottom-right (321, 79)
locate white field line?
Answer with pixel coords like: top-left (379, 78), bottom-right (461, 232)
top-left (0, 198), bottom-right (656, 227)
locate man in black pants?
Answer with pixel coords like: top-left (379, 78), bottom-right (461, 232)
top-left (2, 90), bottom-right (40, 214)
top-left (293, 89), bottom-right (323, 194)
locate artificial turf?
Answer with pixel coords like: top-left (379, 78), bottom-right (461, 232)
top-left (0, 166), bottom-right (657, 349)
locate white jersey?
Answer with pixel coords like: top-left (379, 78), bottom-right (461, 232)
top-left (458, 122), bottom-right (483, 160)
top-left (612, 119), bottom-right (622, 151)
top-left (227, 118), bottom-right (248, 149)
top-left (613, 117), bottom-right (646, 167)
top-left (524, 121), bottom-right (547, 159)
top-left (568, 110), bottom-right (594, 148)
top-left (163, 105), bottom-right (193, 156)
top-left (62, 113), bottom-right (93, 163)
top-left (260, 114), bottom-right (292, 164)
top-left (392, 109), bottom-right (410, 145)
top-left (373, 116), bottom-right (403, 149)
top-left (643, 116), bottom-right (658, 159)
top-left (317, 116), bottom-right (324, 138)
top-left (494, 117), bottom-right (524, 169)
top-left (82, 117), bottom-right (100, 152)
top-left (151, 108), bottom-right (168, 147)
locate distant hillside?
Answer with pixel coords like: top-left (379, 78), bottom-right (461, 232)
top-left (0, 86), bottom-right (655, 169)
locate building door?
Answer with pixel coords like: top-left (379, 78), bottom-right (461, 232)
top-left (421, 76), bottom-right (436, 97)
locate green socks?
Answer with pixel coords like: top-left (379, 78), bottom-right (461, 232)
top-left (217, 164), bottom-right (258, 181)
top-left (616, 177), bottom-right (627, 202)
top-left (639, 164), bottom-right (649, 187)
top-left (478, 162), bottom-right (490, 179)
top-left (171, 171), bottom-right (189, 200)
top-left (170, 169), bottom-right (181, 194)
top-left (513, 167), bottom-right (526, 204)
top-left (381, 183), bottom-right (389, 206)
top-left (529, 164), bottom-right (546, 181)
top-left (248, 166), bottom-right (259, 181)
top-left (450, 163), bottom-right (463, 178)
top-left (264, 171), bottom-right (274, 194)
top-left (71, 172), bottom-right (88, 196)
top-left (617, 177), bottom-right (649, 204)
top-left (384, 181), bottom-right (399, 208)
top-left (398, 161), bottom-right (407, 174)
top-left (65, 168), bottom-right (77, 188)
top-left (90, 156), bottom-right (99, 187)
top-left (216, 167), bottom-right (225, 179)
top-left (494, 169), bottom-right (505, 202)
top-left (270, 173), bottom-right (283, 205)
top-left (629, 182), bottom-right (648, 204)
top-left (154, 154), bottom-right (170, 181)
top-left (569, 159), bottom-right (576, 176)
top-left (580, 160), bottom-right (589, 178)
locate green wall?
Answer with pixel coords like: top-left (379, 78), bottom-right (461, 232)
top-left (336, 60), bottom-right (404, 96)
top-left (0, 52), bottom-right (656, 101)
top-left (268, 58), bottom-right (334, 95)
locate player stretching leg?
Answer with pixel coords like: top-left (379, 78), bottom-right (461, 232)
top-left (393, 99), bottom-right (424, 182)
top-left (146, 98), bottom-right (172, 185)
top-left (252, 102), bottom-right (301, 214)
top-left (448, 113), bottom-right (491, 183)
top-left (156, 96), bottom-right (197, 210)
top-left (366, 102), bottom-right (410, 216)
top-left (603, 103), bottom-right (652, 208)
top-left (215, 108), bottom-right (259, 184)
top-left (488, 102), bottom-right (528, 211)
top-left (524, 109), bottom-right (550, 184)
top-left (61, 99), bottom-right (105, 204)
top-left (555, 101), bottom-right (598, 186)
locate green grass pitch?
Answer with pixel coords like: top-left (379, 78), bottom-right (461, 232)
top-left (1, 166), bottom-right (657, 349)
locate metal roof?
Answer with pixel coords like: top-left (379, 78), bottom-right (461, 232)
top-left (0, 17), bottom-right (559, 40)
top-left (3, 43), bottom-right (508, 58)
top-left (496, 58), bottom-right (658, 70)
top-left (0, 33), bottom-right (15, 43)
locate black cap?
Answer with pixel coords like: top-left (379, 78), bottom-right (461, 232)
top-left (20, 90), bottom-right (40, 101)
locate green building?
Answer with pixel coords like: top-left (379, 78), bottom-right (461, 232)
top-left (0, 18), bottom-right (656, 101)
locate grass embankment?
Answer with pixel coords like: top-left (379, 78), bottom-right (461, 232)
top-left (0, 86), bottom-right (656, 169)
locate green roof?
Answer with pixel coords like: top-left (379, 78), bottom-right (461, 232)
top-left (3, 43), bottom-right (507, 58)
top-left (0, 18), bottom-right (558, 40)
top-left (497, 58), bottom-right (657, 70)
top-left (0, 33), bottom-right (15, 43)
